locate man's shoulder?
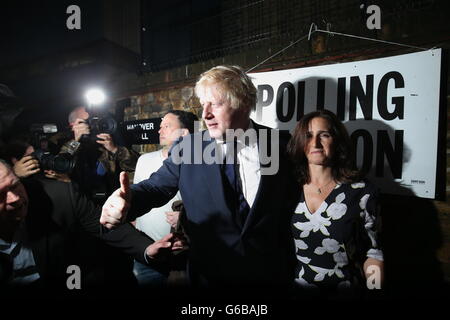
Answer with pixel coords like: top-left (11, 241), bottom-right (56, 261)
top-left (138, 150), bottom-right (162, 161)
top-left (135, 150), bottom-right (164, 178)
top-left (23, 176), bottom-right (74, 223)
top-left (23, 176), bottom-right (71, 200)
top-left (252, 121), bottom-right (290, 134)
top-left (251, 121), bottom-right (291, 145)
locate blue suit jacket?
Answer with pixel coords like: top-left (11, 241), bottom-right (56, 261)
top-left (129, 122), bottom-right (298, 287)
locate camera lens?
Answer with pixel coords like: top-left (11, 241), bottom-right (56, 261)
top-left (52, 153), bottom-right (75, 173)
top-left (32, 150), bottom-right (75, 174)
top-left (86, 116), bottom-right (117, 138)
top-left (97, 117), bottom-right (117, 135)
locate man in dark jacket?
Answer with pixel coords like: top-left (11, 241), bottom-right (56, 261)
top-left (0, 159), bottom-right (154, 297)
top-left (100, 66), bottom-right (298, 297)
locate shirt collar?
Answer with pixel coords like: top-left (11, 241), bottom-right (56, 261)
top-left (216, 121), bottom-right (257, 147)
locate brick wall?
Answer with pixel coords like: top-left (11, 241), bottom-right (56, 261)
top-left (121, 86), bottom-right (202, 154)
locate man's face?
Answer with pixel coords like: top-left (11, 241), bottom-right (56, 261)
top-left (158, 113), bottom-right (183, 147)
top-left (199, 83), bottom-right (249, 139)
top-left (70, 107), bottom-right (90, 128)
top-left (0, 163), bottom-right (28, 226)
top-left (69, 107), bottom-right (91, 141)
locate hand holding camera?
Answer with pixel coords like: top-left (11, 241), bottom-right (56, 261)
top-left (96, 133), bottom-right (118, 154)
top-left (13, 155), bottom-right (40, 178)
top-left (72, 114), bottom-right (118, 150)
top-left (72, 118), bottom-right (90, 142)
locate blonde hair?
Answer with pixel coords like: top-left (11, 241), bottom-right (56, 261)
top-left (195, 65), bottom-right (257, 112)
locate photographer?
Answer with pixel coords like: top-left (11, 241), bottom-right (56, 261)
top-left (60, 106), bottom-right (138, 205)
top-left (1, 134), bottom-right (39, 178)
top-left (0, 132), bottom-right (71, 182)
top-left (56, 106), bottom-right (139, 288)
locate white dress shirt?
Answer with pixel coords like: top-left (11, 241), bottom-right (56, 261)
top-left (216, 122), bottom-right (261, 208)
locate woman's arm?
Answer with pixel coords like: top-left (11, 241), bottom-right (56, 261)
top-left (363, 256), bottom-right (384, 288)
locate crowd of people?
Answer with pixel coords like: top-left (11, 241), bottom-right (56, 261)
top-left (2, 64), bottom-right (439, 302)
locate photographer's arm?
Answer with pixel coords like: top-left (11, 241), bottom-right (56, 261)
top-left (97, 135), bottom-right (138, 172)
top-left (59, 139), bottom-right (80, 155)
top-left (57, 118), bottom-right (88, 156)
top-left (115, 146), bottom-right (139, 171)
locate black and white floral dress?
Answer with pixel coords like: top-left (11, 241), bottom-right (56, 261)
top-left (291, 180), bottom-right (383, 292)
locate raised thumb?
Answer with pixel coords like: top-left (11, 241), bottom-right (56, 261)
top-left (119, 171), bottom-right (130, 197)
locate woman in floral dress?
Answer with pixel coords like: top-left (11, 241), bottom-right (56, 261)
top-left (287, 110), bottom-right (383, 297)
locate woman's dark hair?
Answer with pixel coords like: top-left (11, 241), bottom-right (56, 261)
top-left (287, 109), bottom-right (360, 185)
top-left (0, 134), bottom-right (33, 165)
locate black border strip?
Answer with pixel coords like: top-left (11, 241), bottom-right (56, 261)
top-left (435, 48), bottom-right (448, 201)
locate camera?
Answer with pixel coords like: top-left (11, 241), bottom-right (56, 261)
top-left (32, 149), bottom-right (75, 174)
top-left (79, 114), bottom-right (118, 144)
top-left (87, 115), bottom-right (117, 136)
top-left (30, 123), bottom-right (75, 174)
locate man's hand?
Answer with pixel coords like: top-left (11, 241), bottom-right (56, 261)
top-left (100, 171), bottom-right (131, 229)
top-left (145, 233), bottom-right (186, 259)
top-left (96, 133), bottom-right (118, 153)
top-left (72, 118), bottom-right (90, 141)
top-left (44, 170), bottom-right (71, 183)
top-left (13, 156), bottom-right (40, 178)
top-left (165, 211), bottom-right (180, 228)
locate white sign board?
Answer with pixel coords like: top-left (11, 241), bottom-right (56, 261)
top-left (250, 49), bottom-right (443, 199)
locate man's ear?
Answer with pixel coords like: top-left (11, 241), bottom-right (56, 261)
top-left (180, 128), bottom-right (190, 137)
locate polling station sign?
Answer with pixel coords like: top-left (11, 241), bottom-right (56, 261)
top-left (250, 49), bottom-right (444, 199)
